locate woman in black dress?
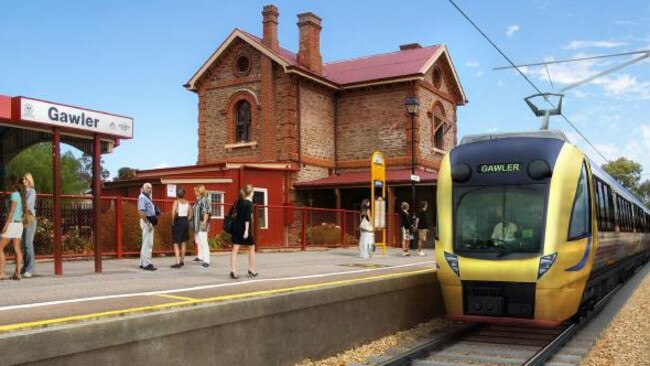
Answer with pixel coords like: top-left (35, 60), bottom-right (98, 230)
top-left (229, 184), bottom-right (258, 279)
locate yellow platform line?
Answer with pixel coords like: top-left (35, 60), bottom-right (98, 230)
top-left (0, 268), bottom-right (434, 334)
top-left (156, 294), bottom-right (200, 302)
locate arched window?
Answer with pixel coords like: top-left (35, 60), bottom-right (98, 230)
top-left (433, 103), bottom-right (446, 149)
top-left (235, 101), bottom-right (251, 142)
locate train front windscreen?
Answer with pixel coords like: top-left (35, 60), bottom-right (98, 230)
top-left (453, 184), bottom-right (547, 259)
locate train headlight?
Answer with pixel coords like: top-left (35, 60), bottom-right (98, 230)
top-left (538, 253), bottom-right (557, 279)
top-left (444, 252), bottom-right (460, 277)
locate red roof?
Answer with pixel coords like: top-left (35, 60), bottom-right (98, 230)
top-left (243, 31), bottom-right (440, 86)
top-left (294, 168), bottom-right (437, 188)
top-left (323, 46), bottom-right (441, 85)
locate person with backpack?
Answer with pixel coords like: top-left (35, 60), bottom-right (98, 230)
top-left (228, 184), bottom-right (258, 279)
top-left (137, 183), bottom-right (157, 271)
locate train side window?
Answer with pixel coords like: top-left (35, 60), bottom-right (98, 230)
top-left (603, 184), bottom-right (613, 230)
top-left (568, 163), bottom-right (591, 240)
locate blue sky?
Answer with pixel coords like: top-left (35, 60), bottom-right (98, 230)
top-left (1, 1), bottom-right (649, 180)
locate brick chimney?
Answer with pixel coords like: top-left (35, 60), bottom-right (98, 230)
top-left (297, 12), bottom-right (322, 74)
top-left (262, 5), bottom-right (279, 52)
top-left (399, 43), bottom-right (422, 51)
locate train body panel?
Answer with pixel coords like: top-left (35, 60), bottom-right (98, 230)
top-left (436, 130), bottom-right (650, 326)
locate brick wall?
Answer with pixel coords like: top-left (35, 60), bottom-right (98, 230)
top-left (336, 86), bottom-right (410, 170)
top-left (300, 82), bottom-right (335, 166)
top-left (199, 40), bottom-right (263, 163)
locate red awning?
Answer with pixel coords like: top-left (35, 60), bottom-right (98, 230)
top-left (294, 168), bottom-right (437, 189)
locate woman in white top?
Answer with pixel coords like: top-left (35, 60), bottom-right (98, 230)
top-left (171, 188), bottom-right (192, 268)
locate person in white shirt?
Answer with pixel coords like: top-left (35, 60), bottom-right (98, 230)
top-left (491, 211), bottom-right (518, 244)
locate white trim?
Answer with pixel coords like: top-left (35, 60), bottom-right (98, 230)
top-left (160, 178), bottom-right (233, 184)
top-left (207, 191), bottom-right (225, 219)
top-left (419, 45), bottom-right (467, 104)
top-left (224, 162), bottom-right (293, 170)
top-left (224, 141), bottom-right (258, 150)
top-left (253, 187), bottom-right (268, 230)
top-left (233, 88), bottom-right (261, 105)
top-left (340, 76), bottom-right (423, 90)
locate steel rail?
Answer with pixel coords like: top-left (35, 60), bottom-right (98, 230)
top-left (522, 282), bottom-right (623, 366)
top-left (376, 323), bottom-right (483, 366)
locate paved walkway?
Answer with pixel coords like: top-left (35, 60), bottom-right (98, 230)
top-left (0, 247), bottom-right (436, 333)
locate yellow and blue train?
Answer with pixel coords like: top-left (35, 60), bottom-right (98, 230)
top-left (436, 130), bottom-right (650, 327)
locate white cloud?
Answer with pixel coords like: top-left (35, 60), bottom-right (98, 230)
top-left (465, 61), bottom-right (480, 68)
top-left (564, 40), bottom-right (627, 50)
top-left (522, 58), bottom-right (650, 100)
top-left (614, 20), bottom-right (638, 26)
top-left (475, 70), bottom-right (484, 77)
top-left (151, 163), bottom-right (170, 169)
top-left (506, 25), bottom-right (520, 37)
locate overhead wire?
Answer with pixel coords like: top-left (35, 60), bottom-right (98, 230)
top-left (493, 49), bottom-right (650, 70)
top-left (447, 0), bottom-right (611, 164)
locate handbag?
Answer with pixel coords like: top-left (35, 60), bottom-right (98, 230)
top-left (223, 200), bottom-right (239, 234)
top-left (147, 215), bottom-right (158, 226)
top-left (359, 216), bottom-right (373, 232)
top-left (23, 212), bottom-right (35, 226)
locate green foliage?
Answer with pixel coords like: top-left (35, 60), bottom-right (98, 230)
top-left (5, 143), bottom-right (89, 194)
top-left (638, 180), bottom-right (650, 208)
top-left (306, 222), bottom-right (345, 245)
top-left (114, 167), bottom-right (136, 181)
top-left (602, 157), bottom-right (642, 192)
top-left (209, 231), bottom-right (232, 249)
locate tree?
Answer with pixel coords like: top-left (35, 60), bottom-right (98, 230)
top-left (602, 157), bottom-right (642, 193)
top-left (114, 167), bottom-right (136, 181)
top-left (79, 153), bottom-right (110, 186)
top-left (5, 143), bottom-right (90, 194)
top-left (638, 180), bottom-right (650, 208)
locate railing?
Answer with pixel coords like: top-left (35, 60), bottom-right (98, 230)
top-left (0, 193), bottom-right (401, 259)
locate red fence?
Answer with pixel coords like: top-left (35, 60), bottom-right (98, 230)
top-left (0, 193), bottom-right (401, 260)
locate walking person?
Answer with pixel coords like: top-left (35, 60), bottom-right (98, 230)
top-left (0, 176), bottom-right (25, 280)
top-left (399, 202), bottom-right (413, 257)
top-left (193, 185), bottom-right (212, 268)
top-left (416, 201), bottom-right (430, 256)
top-left (229, 184), bottom-right (258, 279)
top-left (21, 173), bottom-right (37, 277)
top-left (170, 188), bottom-right (192, 268)
top-left (191, 186), bottom-right (201, 263)
top-left (358, 199), bottom-right (374, 259)
top-left (137, 183), bottom-right (157, 271)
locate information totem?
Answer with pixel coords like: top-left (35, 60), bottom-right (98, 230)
top-left (370, 151), bottom-right (387, 254)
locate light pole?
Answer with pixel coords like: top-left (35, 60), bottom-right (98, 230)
top-left (405, 96), bottom-right (419, 232)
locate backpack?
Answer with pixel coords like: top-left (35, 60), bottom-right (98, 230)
top-left (223, 200), bottom-right (239, 234)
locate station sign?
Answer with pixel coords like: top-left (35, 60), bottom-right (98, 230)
top-left (14, 97), bottom-right (134, 139)
top-left (477, 162), bottom-right (522, 174)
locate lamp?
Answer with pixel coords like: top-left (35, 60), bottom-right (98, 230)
top-left (405, 96), bottom-right (419, 249)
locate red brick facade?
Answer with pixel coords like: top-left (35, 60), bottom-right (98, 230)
top-left (186, 5), bottom-right (466, 204)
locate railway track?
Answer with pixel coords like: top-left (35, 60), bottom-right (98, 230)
top-left (367, 283), bottom-right (622, 366)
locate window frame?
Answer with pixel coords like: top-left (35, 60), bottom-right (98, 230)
top-left (252, 187), bottom-right (268, 230)
top-left (207, 191), bottom-right (225, 219)
top-left (567, 162), bottom-right (592, 241)
top-left (235, 100), bottom-right (252, 143)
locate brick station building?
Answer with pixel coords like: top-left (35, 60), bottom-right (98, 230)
top-left (105, 4), bottom-right (467, 244)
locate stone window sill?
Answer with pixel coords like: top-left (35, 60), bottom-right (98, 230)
top-left (225, 141), bottom-right (258, 150)
top-left (432, 147), bottom-right (446, 155)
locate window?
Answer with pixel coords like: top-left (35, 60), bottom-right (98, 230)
top-left (432, 67), bottom-right (442, 88)
top-left (432, 103), bottom-right (446, 150)
top-left (593, 178), bottom-right (614, 232)
top-left (568, 163), bottom-right (591, 240)
top-left (235, 55), bottom-right (251, 76)
top-left (454, 184), bottom-right (547, 255)
top-left (208, 192), bottom-right (224, 219)
top-left (252, 188), bottom-right (268, 229)
top-left (235, 101), bottom-right (252, 142)
top-left (434, 117), bottom-right (445, 149)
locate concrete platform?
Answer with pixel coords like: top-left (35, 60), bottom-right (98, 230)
top-left (0, 247), bottom-right (442, 365)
